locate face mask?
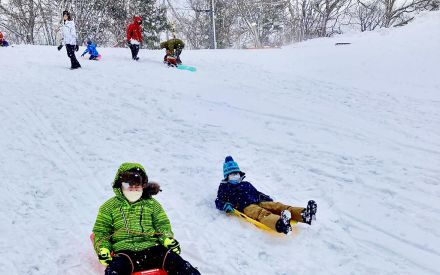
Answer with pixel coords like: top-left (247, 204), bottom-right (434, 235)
top-left (228, 173), bottom-right (241, 184)
top-left (122, 188), bottom-right (143, 203)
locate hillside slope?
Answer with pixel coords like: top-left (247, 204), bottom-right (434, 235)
top-left (0, 11), bottom-right (439, 275)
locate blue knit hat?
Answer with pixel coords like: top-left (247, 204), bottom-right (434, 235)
top-left (223, 156), bottom-right (245, 178)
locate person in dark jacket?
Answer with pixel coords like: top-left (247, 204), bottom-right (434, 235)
top-left (126, 16), bottom-right (143, 60)
top-left (215, 156), bottom-right (317, 234)
top-left (160, 38), bottom-right (185, 66)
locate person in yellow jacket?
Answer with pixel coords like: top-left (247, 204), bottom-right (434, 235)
top-left (160, 38), bottom-right (185, 65)
top-left (92, 162), bottom-right (200, 275)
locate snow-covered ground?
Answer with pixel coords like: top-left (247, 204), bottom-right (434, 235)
top-left (1, 11), bottom-right (439, 275)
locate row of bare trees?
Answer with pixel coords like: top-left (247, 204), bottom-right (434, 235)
top-left (0, 0), bottom-right (169, 47)
top-left (0, 0), bottom-right (438, 48)
top-left (171, 0), bottom-right (439, 49)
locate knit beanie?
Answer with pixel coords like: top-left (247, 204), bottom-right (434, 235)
top-left (223, 156), bottom-right (244, 179)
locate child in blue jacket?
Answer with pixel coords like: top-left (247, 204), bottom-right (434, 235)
top-left (81, 40), bottom-right (99, 60)
top-left (215, 156), bottom-right (317, 234)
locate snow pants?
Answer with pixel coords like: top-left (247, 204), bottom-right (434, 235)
top-left (105, 245), bottom-right (200, 275)
top-left (243, 201), bottom-right (305, 231)
top-left (66, 44), bottom-right (81, 69)
top-left (130, 44), bottom-right (140, 59)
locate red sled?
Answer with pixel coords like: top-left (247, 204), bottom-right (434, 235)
top-left (90, 233), bottom-right (168, 275)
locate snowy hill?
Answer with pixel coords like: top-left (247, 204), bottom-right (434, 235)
top-left (1, 11), bottom-right (439, 275)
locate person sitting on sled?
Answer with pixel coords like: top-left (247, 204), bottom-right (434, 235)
top-left (215, 156), bottom-right (317, 234)
top-left (93, 162), bottom-right (201, 275)
top-left (81, 40), bottom-right (100, 60)
top-left (0, 31), bottom-right (10, 47)
top-left (160, 38), bottom-right (185, 66)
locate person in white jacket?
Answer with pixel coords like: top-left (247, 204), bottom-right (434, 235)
top-left (57, 10), bottom-right (81, 69)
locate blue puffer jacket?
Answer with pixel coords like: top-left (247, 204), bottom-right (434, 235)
top-left (215, 180), bottom-right (273, 212)
top-left (82, 43), bottom-right (99, 56)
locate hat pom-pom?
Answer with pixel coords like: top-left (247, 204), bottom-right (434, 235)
top-left (225, 156), bottom-right (234, 163)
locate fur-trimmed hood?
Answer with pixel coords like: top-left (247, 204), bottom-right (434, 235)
top-left (112, 162), bottom-right (161, 199)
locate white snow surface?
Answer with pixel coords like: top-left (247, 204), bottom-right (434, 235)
top-left (1, 11), bottom-right (440, 275)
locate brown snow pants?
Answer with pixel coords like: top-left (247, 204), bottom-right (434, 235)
top-left (243, 201), bottom-right (305, 231)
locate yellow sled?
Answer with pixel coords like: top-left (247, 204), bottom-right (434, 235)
top-left (232, 209), bottom-right (298, 234)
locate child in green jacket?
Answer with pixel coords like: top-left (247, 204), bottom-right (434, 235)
top-left (92, 162), bottom-right (200, 275)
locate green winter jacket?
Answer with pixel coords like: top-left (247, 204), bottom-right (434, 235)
top-left (160, 38), bottom-right (185, 53)
top-left (92, 163), bottom-right (173, 254)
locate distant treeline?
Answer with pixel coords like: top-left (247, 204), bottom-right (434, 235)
top-left (0, 0), bottom-right (438, 48)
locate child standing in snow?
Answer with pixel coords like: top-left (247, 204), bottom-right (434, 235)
top-left (81, 40), bottom-right (100, 60)
top-left (126, 16), bottom-right (143, 60)
top-left (93, 162), bottom-right (201, 275)
top-left (0, 31), bottom-right (9, 47)
top-left (215, 156), bottom-right (317, 234)
top-left (57, 10), bottom-right (81, 69)
top-left (160, 38), bottom-right (185, 66)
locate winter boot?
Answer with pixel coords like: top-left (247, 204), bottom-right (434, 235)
top-left (275, 210), bottom-right (292, 234)
top-left (301, 200), bottom-right (317, 225)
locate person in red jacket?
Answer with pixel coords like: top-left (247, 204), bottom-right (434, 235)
top-left (126, 16), bottom-right (143, 60)
top-left (0, 31), bottom-right (10, 47)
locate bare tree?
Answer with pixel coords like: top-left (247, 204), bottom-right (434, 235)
top-left (313, 0), bottom-right (353, 37)
top-left (0, 0), bottom-right (437, 47)
top-left (356, 0), bottom-right (382, 31)
top-left (381, 0), bottom-right (433, 27)
top-left (0, 0), bottom-right (40, 43)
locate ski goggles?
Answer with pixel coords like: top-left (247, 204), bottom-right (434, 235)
top-left (121, 181), bottom-right (143, 189)
top-left (119, 171), bottom-right (143, 188)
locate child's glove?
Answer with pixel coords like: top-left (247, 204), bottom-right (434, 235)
top-left (223, 202), bottom-right (234, 213)
top-left (75, 45), bottom-right (79, 51)
top-left (98, 248), bottom-right (112, 266)
top-left (57, 45), bottom-right (63, 51)
top-left (163, 238), bottom-right (181, 254)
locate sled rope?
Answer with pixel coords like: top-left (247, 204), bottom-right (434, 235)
top-left (94, 228), bottom-right (165, 253)
top-left (93, 229), bottom-right (172, 272)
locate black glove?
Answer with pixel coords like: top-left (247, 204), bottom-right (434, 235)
top-left (75, 45), bottom-right (79, 51)
top-left (57, 45), bottom-right (63, 51)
